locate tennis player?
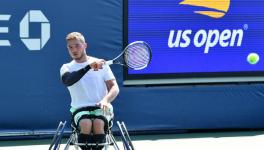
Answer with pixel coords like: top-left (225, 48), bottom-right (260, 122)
top-left (60, 32), bottom-right (119, 150)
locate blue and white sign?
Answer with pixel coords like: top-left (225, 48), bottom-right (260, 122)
top-left (126, 0), bottom-right (264, 84)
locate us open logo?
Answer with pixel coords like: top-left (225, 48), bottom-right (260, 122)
top-left (167, 0), bottom-right (246, 54)
top-left (179, 0), bottom-right (230, 18)
top-left (0, 10), bottom-right (50, 51)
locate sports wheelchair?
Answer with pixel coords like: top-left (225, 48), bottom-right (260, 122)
top-left (49, 107), bottom-right (135, 150)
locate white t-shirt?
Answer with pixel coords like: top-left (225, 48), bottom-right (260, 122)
top-left (60, 57), bottom-right (115, 108)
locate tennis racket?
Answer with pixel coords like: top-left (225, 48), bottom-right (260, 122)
top-left (106, 41), bottom-right (152, 70)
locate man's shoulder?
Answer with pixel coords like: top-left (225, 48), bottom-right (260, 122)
top-left (88, 56), bottom-right (100, 62)
top-left (66, 60), bottom-right (76, 65)
top-left (61, 60), bottom-right (75, 69)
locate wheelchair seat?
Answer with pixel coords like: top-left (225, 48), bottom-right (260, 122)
top-left (49, 107), bottom-right (134, 150)
top-left (64, 106), bottom-right (119, 150)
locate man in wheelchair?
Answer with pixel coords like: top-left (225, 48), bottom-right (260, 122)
top-left (60, 32), bottom-right (119, 150)
top-left (71, 105), bottom-right (115, 150)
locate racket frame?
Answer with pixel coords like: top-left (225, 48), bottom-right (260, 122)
top-left (106, 41), bottom-right (152, 70)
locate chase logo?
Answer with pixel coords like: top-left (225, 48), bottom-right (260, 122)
top-left (20, 10), bottom-right (50, 50)
top-left (179, 0), bottom-right (230, 18)
top-left (0, 10), bottom-right (50, 51)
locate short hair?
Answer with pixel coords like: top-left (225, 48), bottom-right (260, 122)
top-left (66, 32), bottom-right (85, 43)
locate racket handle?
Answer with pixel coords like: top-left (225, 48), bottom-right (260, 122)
top-left (106, 60), bottom-right (113, 65)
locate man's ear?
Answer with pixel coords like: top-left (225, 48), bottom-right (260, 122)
top-left (84, 42), bottom-right (88, 49)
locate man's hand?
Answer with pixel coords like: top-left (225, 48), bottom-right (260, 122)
top-left (96, 99), bottom-right (110, 111)
top-left (90, 59), bottom-right (105, 71)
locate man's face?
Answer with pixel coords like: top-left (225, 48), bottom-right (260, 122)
top-left (67, 39), bottom-right (87, 60)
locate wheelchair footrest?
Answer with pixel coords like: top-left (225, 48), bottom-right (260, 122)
top-left (74, 142), bottom-right (109, 146)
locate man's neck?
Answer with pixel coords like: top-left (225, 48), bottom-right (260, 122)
top-left (74, 55), bottom-right (89, 63)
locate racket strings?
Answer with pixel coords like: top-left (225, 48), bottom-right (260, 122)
top-left (126, 49), bottom-right (150, 68)
top-left (124, 43), bottom-right (151, 69)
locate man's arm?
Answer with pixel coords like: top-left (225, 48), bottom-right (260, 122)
top-left (104, 79), bottom-right (119, 103)
top-left (61, 65), bottom-right (91, 86)
top-left (61, 60), bottom-right (105, 86)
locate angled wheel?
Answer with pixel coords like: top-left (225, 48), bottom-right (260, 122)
top-left (117, 121), bottom-right (135, 150)
top-left (49, 121), bottom-right (67, 150)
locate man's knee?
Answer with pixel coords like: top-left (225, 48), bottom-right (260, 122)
top-left (79, 119), bottom-right (92, 134)
top-left (93, 119), bottom-right (105, 134)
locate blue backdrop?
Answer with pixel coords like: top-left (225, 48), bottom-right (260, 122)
top-left (0, 0), bottom-right (264, 139)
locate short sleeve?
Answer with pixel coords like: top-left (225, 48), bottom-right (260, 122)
top-left (103, 65), bottom-right (115, 81)
top-left (60, 64), bottom-right (69, 76)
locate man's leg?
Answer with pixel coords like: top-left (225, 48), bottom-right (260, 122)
top-left (91, 119), bottom-right (106, 150)
top-left (79, 119), bottom-right (92, 134)
top-left (78, 119), bottom-right (93, 150)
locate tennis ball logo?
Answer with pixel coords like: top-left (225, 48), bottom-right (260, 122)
top-left (179, 0), bottom-right (230, 18)
top-left (247, 53), bottom-right (260, 65)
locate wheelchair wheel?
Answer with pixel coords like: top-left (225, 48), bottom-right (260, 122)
top-left (49, 121), bottom-right (67, 150)
top-left (117, 121), bottom-right (135, 150)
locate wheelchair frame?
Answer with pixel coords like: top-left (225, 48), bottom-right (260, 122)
top-left (49, 121), bottom-right (67, 150)
top-left (49, 120), bottom-right (135, 150)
